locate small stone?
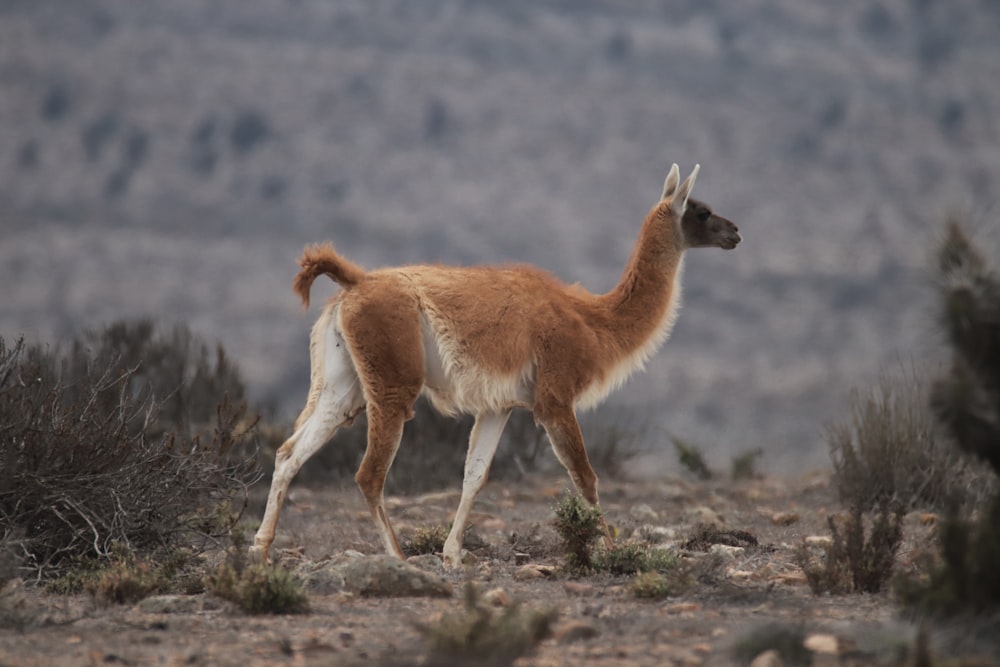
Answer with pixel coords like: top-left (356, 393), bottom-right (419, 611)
top-left (709, 544), bottom-right (745, 560)
top-left (630, 503), bottom-right (659, 521)
top-left (749, 649), bottom-right (784, 667)
top-left (638, 525), bottom-right (676, 543)
top-left (563, 581), bottom-right (596, 596)
top-left (771, 511), bottom-right (800, 526)
top-left (513, 564), bottom-right (557, 581)
top-left (804, 535), bottom-right (832, 547)
top-left (804, 633), bottom-right (839, 654)
top-left (774, 572), bottom-right (808, 586)
top-left (460, 549), bottom-right (478, 566)
top-left (662, 602), bottom-right (700, 614)
top-left (482, 587), bottom-right (512, 607)
top-left (554, 620), bottom-right (600, 643)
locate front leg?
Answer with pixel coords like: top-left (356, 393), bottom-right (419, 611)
top-left (443, 411), bottom-right (511, 568)
top-left (537, 405), bottom-right (614, 549)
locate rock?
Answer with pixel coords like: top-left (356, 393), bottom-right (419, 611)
top-left (770, 511), bottom-right (800, 526)
top-left (337, 555), bottom-right (452, 598)
top-left (407, 554), bottom-right (444, 573)
top-left (629, 503), bottom-right (659, 521)
top-left (804, 535), bottom-right (832, 547)
top-left (299, 563), bottom-right (348, 595)
top-left (709, 544), bottom-right (745, 560)
top-left (513, 564), bottom-right (557, 581)
top-left (749, 649), bottom-right (784, 667)
top-left (804, 633), bottom-right (839, 654)
top-left (554, 620), bottom-right (600, 643)
top-left (135, 594), bottom-right (222, 614)
top-left (482, 587), bottom-right (512, 607)
top-left (563, 581), bottom-right (596, 596)
top-left (662, 602), bottom-right (700, 614)
top-left (638, 525), bottom-right (676, 543)
top-left (686, 506), bottom-right (724, 526)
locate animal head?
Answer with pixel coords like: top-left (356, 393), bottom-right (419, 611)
top-left (658, 164), bottom-right (741, 251)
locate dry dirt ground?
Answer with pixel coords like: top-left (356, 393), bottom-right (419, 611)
top-left (0, 472), bottom-right (992, 666)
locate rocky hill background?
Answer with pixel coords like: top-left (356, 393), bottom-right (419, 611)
top-left (2, 0), bottom-right (998, 471)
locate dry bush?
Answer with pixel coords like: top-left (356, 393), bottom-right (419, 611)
top-left (415, 582), bottom-right (557, 667)
top-left (898, 219), bottom-right (1000, 615)
top-left (0, 322), bottom-right (260, 580)
top-left (403, 525), bottom-right (449, 557)
top-left (827, 363), bottom-right (989, 512)
top-left (797, 505), bottom-right (903, 595)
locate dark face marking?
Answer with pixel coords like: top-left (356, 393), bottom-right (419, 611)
top-left (680, 198), bottom-right (741, 250)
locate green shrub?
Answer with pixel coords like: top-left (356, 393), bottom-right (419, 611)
top-left (0, 321), bottom-right (260, 581)
top-left (595, 543), bottom-right (679, 576)
top-left (673, 436), bottom-right (712, 480)
top-left (731, 448), bottom-right (763, 481)
top-left (207, 560), bottom-right (308, 615)
top-left (416, 582), bottom-right (557, 667)
top-left (552, 492), bottom-right (604, 573)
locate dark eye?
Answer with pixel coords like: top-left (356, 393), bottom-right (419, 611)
top-left (698, 209), bottom-right (711, 222)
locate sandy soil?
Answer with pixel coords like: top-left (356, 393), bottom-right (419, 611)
top-left (0, 472), bottom-right (988, 666)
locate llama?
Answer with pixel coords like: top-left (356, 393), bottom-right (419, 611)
top-left (251, 164), bottom-right (740, 568)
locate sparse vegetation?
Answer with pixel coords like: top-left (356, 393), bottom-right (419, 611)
top-left (0, 321), bottom-right (260, 581)
top-left (403, 525), bottom-right (449, 557)
top-left (415, 582), bottom-right (557, 667)
top-left (898, 220), bottom-right (1000, 616)
top-left (673, 436), bottom-right (713, 480)
top-left (206, 533), bottom-right (308, 615)
top-left (551, 492), bottom-right (604, 573)
top-left (827, 363), bottom-right (988, 512)
top-left (731, 448), bottom-right (763, 481)
top-left (797, 504), bottom-right (903, 595)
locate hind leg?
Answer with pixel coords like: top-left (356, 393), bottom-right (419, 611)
top-left (354, 401), bottom-right (413, 559)
top-left (250, 326), bottom-right (364, 563)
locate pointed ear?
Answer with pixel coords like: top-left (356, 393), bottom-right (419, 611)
top-left (660, 163), bottom-right (680, 201)
top-left (669, 164), bottom-right (699, 216)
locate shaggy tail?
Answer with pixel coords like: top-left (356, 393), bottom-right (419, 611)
top-left (294, 242), bottom-right (367, 308)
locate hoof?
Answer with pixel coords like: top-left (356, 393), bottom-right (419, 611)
top-left (247, 544), bottom-right (270, 565)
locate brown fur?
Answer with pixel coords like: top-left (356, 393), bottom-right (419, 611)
top-left (250, 164), bottom-right (740, 568)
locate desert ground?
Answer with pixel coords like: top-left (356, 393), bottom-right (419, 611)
top-left (4, 469), bottom-right (989, 667)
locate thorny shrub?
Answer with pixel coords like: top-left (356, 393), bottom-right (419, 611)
top-left (415, 582), bottom-right (557, 667)
top-left (827, 363), bottom-right (990, 512)
top-left (0, 321), bottom-right (260, 580)
top-left (797, 504), bottom-right (903, 595)
top-left (898, 219), bottom-right (1000, 615)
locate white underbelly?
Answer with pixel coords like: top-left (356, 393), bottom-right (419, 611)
top-left (419, 318), bottom-right (534, 416)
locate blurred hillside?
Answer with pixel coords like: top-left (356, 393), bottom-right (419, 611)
top-left (2, 0), bottom-right (998, 470)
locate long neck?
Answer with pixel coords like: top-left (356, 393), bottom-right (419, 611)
top-left (599, 207), bottom-right (686, 354)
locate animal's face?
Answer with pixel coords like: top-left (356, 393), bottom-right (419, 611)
top-left (680, 198), bottom-right (741, 250)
